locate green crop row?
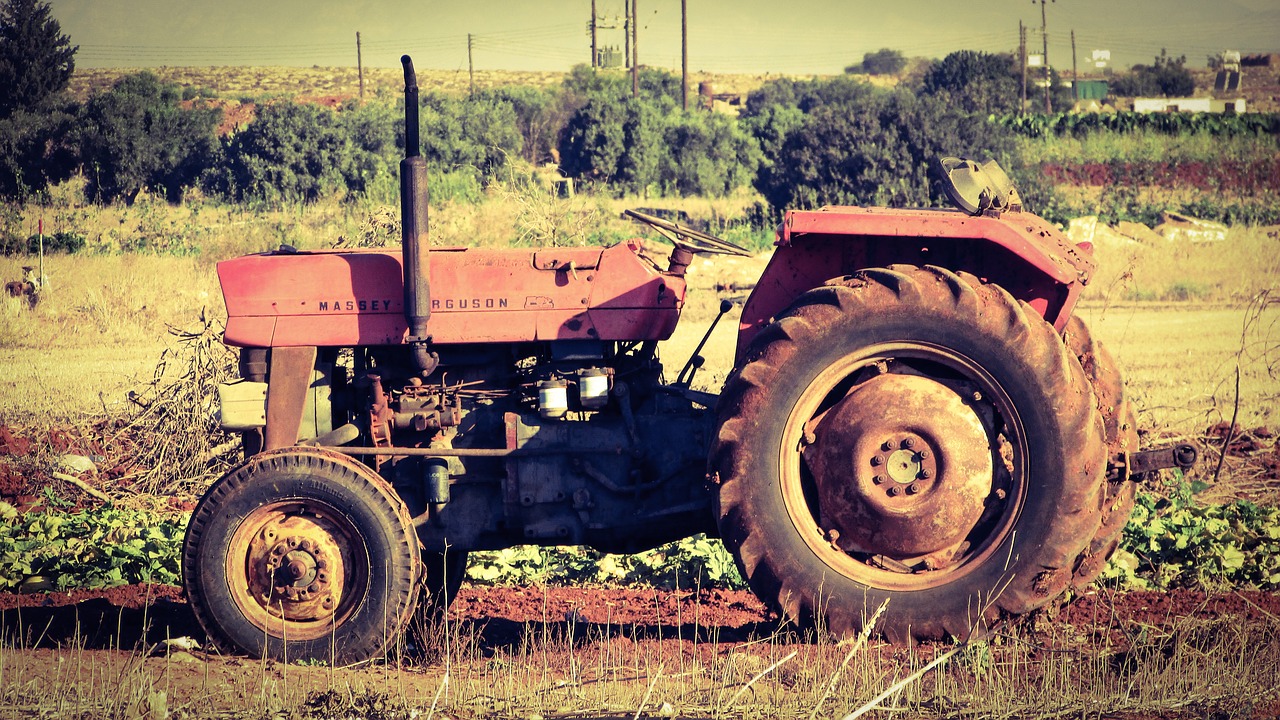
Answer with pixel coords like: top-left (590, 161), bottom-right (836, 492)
top-left (0, 502), bottom-right (186, 592)
top-left (2, 485), bottom-right (1276, 596)
top-left (994, 111), bottom-right (1280, 139)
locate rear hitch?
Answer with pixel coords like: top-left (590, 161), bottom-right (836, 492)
top-left (1108, 443), bottom-right (1198, 481)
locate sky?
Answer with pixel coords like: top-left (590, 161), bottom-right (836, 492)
top-left (48, 0), bottom-right (1280, 76)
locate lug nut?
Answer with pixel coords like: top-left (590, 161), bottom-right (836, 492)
top-left (907, 483), bottom-right (921, 495)
top-left (901, 438), bottom-right (916, 449)
top-left (920, 469), bottom-right (933, 479)
top-left (887, 486), bottom-right (902, 497)
top-left (881, 441), bottom-right (894, 452)
top-left (873, 475), bottom-right (887, 485)
top-left (870, 455), bottom-right (884, 467)
top-left (919, 449), bottom-right (931, 460)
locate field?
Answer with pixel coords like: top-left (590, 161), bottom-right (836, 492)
top-left (5, 54), bottom-right (1280, 715)
top-left (1, 187), bottom-right (1279, 717)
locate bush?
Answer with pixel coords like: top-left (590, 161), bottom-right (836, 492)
top-left (748, 82), bottom-right (1022, 212)
top-left (74, 72), bottom-right (220, 204)
top-left (0, 102), bottom-right (76, 199)
top-left (1111, 52), bottom-right (1195, 97)
top-left (203, 101), bottom-right (351, 204)
top-left (418, 93), bottom-right (523, 183)
top-left (845, 48), bottom-right (907, 76)
top-left (559, 96), bottom-right (666, 194)
top-left (660, 110), bottom-right (760, 197)
top-left (918, 50), bottom-right (1021, 114)
top-left (481, 86), bottom-right (564, 164)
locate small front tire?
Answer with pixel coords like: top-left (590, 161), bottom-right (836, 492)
top-left (183, 447), bottom-right (420, 665)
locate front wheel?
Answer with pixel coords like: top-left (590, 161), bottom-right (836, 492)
top-left (183, 447), bottom-right (420, 664)
top-left (711, 265), bottom-right (1106, 641)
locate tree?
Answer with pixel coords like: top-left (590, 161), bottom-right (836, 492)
top-left (845, 48), bottom-right (907, 76)
top-left (1110, 51), bottom-right (1195, 97)
top-left (750, 87), bottom-right (1021, 212)
top-left (661, 110), bottom-right (760, 197)
top-left (0, 99), bottom-right (75, 199)
top-left (75, 73), bottom-right (220, 203)
top-left (204, 101), bottom-right (349, 204)
top-left (918, 50), bottom-right (1021, 114)
top-left (0, 0), bottom-right (77, 118)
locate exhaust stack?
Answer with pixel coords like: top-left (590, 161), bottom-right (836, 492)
top-left (400, 55), bottom-right (437, 375)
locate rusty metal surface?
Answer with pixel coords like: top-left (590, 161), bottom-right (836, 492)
top-left (1122, 443), bottom-right (1198, 478)
top-left (803, 373), bottom-right (993, 560)
top-left (219, 241), bottom-right (686, 348)
top-left (778, 206), bottom-right (1093, 285)
top-left (737, 207), bottom-right (1094, 361)
top-left (263, 346), bottom-right (317, 450)
top-left (225, 498), bottom-right (365, 642)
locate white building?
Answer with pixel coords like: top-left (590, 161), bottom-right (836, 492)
top-left (1133, 97), bottom-right (1246, 113)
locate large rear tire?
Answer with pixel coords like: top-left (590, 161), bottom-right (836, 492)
top-left (183, 446), bottom-right (420, 665)
top-left (1063, 315), bottom-right (1139, 589)
top-left (711, 265), bottom-right (1107, 641)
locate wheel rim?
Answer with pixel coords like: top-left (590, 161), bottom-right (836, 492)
top-left (226, 499), bottom-right (368, 641)
top-left (782, 341), bottom-right (1028, 592)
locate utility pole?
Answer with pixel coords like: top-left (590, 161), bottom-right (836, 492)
top-left (590, 0), bottom-right (598, 68)
top-left (1038, 0), bottom-right (1052, 113)
top-left (468, 33), bottom-right (475, 97)
top-left (1019, 21), bottom-right (1027, 114)
top-left (681, 0), bottom-right (688, 110)
top-left (356, 31), bottom-right (364, 101)
top-left (624, 0), bottom-right (631, 68)
top-left (1071, 29), bottom-right (1078, 102)
top-left (631, 0), bottom-right (638, 98)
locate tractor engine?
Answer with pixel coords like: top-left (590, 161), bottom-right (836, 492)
top-left (216, 237), bottom-right (718, 556)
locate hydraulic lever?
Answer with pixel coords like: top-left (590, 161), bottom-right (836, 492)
top-left (677, 299), bottom-right (733, 387)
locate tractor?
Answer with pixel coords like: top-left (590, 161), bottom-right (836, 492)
top-left (182, 57), bottom-right (1195, 663)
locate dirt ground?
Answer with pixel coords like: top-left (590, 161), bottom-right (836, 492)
top-left (1, 583), bottom-right (1279, 719)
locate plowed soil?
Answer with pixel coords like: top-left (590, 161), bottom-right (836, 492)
top-left (3, 582), bottom-right (1278, 651)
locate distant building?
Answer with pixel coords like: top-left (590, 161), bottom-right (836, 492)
top-left (1133, 97), bottom-right (1246, 114)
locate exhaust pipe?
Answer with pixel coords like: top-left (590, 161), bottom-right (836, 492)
top-left (400, 55), bottom-right (437, 376)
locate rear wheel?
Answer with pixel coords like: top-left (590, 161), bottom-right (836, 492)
top-left (1063, 316), bottom-right (1139, 588)
top-left (183, 447), bottom-right (420, 664)
top-left (711, 265), bottom-right (1107, 641)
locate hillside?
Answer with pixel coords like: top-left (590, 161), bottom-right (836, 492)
top-left (66, 65), bottom-right (790, 103)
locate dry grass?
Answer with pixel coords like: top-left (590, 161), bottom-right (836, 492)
top-left (1, 600), bottom-right (1277, 719)
top-left (65, 65), bottom-right (778, 104)
top-left (1082, 224), bottom-right (1280, 305)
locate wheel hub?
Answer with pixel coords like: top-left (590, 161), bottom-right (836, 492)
top-left (803, 373), bottom-right (994, 560)
top-left (241, 514), bottom-right (346, 623)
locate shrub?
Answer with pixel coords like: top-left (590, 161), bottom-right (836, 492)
top-left (918, 50), bottom-right (1021, 114)
top-left (205, 101), bottom-right (354, 204)
top-left (74, 72), bottom-right (220, 204)
top-left (845, 48), bottom-right (907, 76)
top-left (1111, 51), bottom-right (1195, 97)
top-left (660, 110), bottom-right (760, 197)
top-left (749, 83), bottom-right (1022, 212)
top-left (418, 93), bottom-right (522, 183)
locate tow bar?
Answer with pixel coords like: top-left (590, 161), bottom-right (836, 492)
top-left (1107, 443), bottom-right (1199, 481)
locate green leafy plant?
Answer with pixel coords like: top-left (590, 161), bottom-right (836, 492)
top-left (0, 502), bottom-right (188, 591)
top-left (1104, 485), bottom-right (1280, 591)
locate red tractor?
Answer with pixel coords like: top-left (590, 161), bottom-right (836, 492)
top-left (183, 58), bottom-right (1194, 663)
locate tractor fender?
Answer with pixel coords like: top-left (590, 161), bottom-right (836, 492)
top-left (736, 206), bottom-right (1094, 362)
